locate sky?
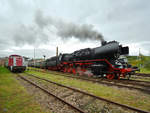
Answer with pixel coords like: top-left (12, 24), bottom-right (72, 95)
top-left (0, 0), bottom-right (150, 59)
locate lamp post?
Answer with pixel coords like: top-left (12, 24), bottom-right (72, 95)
top-left (34, 48), bottom-right (35, 67)
top-left (56, 46), bottom-right (58, 65)
top-left (43, 55), bottom-right (46, 70)
top-left (43, 55), bottom-right (46, 60)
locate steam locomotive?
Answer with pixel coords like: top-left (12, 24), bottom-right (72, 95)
top-left (29, 41), bottom-right (139, 79)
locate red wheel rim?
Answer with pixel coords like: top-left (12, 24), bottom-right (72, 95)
top-left (107, 74), bottom-right (115, 79)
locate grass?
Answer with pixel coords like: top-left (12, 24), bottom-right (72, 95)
top-left (0, 66), bottom-right (48, 113)
top-left (26, 69), bottom-right (150, 112)
top-left (127, 56), bottom-right (150, 73)
top-left (139, 68), bottom-right (150, 73)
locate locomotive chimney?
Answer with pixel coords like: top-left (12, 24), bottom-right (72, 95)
top-left (101, 41), bottom-right (107, 46)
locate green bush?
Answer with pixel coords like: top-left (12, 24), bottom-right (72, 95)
top-left (127, 55), bottom-right (150, 71)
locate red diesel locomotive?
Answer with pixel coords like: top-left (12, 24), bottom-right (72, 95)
top-left (5, 55), bottom-right (26, 72)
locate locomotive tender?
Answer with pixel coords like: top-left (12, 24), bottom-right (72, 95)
top-left (29, 41), bottom-right (138, 79)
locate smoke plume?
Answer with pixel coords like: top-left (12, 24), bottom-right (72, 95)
top-left (13, 24), bottom-right (49, 46)
top-left (13, 10), bottom-right (104, 47)
top-left (35, 10), bottom-right (104, 42)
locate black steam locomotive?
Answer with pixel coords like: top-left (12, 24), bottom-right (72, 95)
top-left (29, 41), bottom-right (138, 79)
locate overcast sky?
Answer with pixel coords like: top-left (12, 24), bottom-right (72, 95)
top-left (0, 0), bottom-right (150, 58)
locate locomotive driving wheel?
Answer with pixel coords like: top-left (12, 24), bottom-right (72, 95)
top-left (106, 74), bottom-right (115, 79)
top-left (126, 74), bottom-right (131, 80)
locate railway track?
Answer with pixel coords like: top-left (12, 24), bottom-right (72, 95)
top-left (47, 70), bottom-right (150, 87)
top-left (135, 73), bottom-right (150, 77)
top-left (18, 74), bottom-right (84, 113)
top-left (28, 68), bottom-right (150, 95)
top-left (18, 73), bottom-right (149, 113)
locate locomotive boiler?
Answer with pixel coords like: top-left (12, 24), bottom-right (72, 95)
top-left (61, 41), bottom-right (128, 61)
top-left (30, 41), bottom-right (138, 79)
